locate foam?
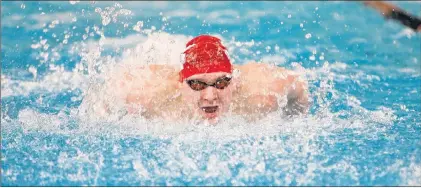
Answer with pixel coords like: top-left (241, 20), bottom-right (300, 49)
top-left (1, 71), bottom-right (89, 98)
top-left (399, 156), bottom-right (421, 186)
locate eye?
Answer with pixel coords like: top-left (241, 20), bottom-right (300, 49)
top-left (188, 80), bottom-right (207, 91)
top-left (215, 78), bottom-right (231, 89)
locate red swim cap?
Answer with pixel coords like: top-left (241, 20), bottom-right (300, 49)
top-left (179, 35), bottom-right (232, 82)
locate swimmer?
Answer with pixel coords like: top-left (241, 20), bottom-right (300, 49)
top-left (363, 1), bottom-right (421, 32)
top-left (81, 35), bottom-right (309, 124)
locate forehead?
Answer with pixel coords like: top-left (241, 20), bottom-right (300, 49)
top-left (186, 72), bottom-right (231, 80)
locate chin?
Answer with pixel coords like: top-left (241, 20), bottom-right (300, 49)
top-left (204, 117), bottom-right (219, 125)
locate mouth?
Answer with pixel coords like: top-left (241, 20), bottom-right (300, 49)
top-left (201, 106), bottom-right (219, 114)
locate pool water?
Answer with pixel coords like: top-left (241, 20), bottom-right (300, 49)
top-left (1, 1), bottom-right (420, 186)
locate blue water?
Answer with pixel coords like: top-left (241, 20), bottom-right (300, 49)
top-left (1, 1), bottom-right (420, 186)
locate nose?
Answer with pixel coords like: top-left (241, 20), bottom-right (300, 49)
top-left (201, 86), bottom-right (218, 102)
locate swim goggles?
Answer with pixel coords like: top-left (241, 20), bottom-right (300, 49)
top-left (186, 76), bottom-right (232, 91)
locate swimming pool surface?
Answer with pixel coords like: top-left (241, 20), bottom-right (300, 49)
top-left (1, 1), bottom-right (420, 186)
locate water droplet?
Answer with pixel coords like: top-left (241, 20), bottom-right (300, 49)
top-left (114, 2), bottom-right (122, 8)
top-left (28, 66), bottom-right (37, 79)
top-left (20, 3), bottom-right (25, 9)
top-left (43, 44), bottom-right (49, 50)
top-left (31, 43), bottom-right (41, 49)
top-left (305, 33), bottom-right (312, 39)
top-left (287, 14), bottom-right (291, 18)
top-left (309, 55), bottom-right (316, 61)
top-left (133, 21), bottom-right (144, 32)
top-left (40, 39), bottom-right (47, 45)
top-left (102, 17), bottom-right (111, 26)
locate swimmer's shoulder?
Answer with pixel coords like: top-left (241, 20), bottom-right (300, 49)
top-left (111, 63), bottom-right (180, 82)
top-left (236, 61), bottom-right (307, 92)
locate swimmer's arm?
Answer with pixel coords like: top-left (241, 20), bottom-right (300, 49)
top-left (78, 81), bottom-right (126, 120)
top-left (79, 64), bottom-right (141, 119)
top-left (124, 64), bottom-right (181, 116)
top-left (363, 1), bottom-right (399, 16)
top-left (363, 1), bottom-right (421, 32)
top-left (234, 63), bottom-right (309, 116)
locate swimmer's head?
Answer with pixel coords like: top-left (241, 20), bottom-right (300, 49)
top-left (179, 35), bottom-right (234, 123)
top-left (179, 35), bottom-right (232, 82)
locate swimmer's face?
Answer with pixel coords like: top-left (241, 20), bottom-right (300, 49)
top-left (181, 72), bottom-right (234, 123)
